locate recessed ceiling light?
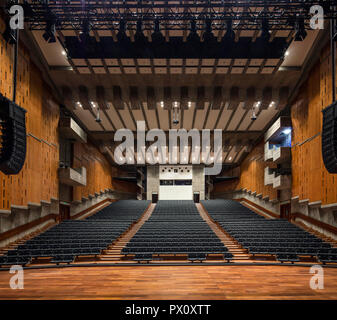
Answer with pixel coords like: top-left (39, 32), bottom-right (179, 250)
top-left (62, 50), bottom-right (66, 56)
top-left (285, 51), bottom-right (289, 57)
top-left (229, 157), bottom-right (232, 161)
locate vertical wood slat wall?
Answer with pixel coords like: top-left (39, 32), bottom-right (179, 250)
top-left (111, 167), bottom-right (137, 194)
top-left (213, 142), bottom-right (277, 200)
top-left (0, 30), bottom-right (59, 210)
top-left (291, 45), bottom-right (337, 205)
top-left (72, 144), bottom-right (137, 201)
top-left (72, 142), bottom-right (113, 201)
top-left (238, 142), bottom-right (278, 200)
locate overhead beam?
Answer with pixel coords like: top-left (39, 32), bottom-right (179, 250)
top-left (228, 87), bottom-right (240, 110)
top-left (112, 86), bottom-right (124, 109)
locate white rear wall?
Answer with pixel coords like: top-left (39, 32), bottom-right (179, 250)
top-left (159, 186), bottom-right (193, 200)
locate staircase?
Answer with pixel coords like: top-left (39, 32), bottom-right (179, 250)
top-left (196, 203), bottom-right (251, 261)
top-left (99, 203), bottom-right (156, 262)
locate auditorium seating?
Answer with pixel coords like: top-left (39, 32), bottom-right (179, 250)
top-left (0, 200), bottom-right (150, 266)
top-left (122, 200), bottom-right (233, 263)
top-left (202, 199), bottom-right (337, 264)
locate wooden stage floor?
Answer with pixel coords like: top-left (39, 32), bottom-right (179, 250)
top-left (0, 265), bottom-right (337, 300)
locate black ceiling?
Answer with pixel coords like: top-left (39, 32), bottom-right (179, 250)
top-left (64, 36), bottom-right (289, 59)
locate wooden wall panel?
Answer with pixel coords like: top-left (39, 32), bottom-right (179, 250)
top-left (72, 142), bottom-right (113, 201)
top-left (213, 142), bottom-right (277, 200)
top-left (0, 30), bottom-right (59, 209)
top-left (214, 45), bottom-right (337, 205)
top-left (72, 146), bottom-right (137, 201)
top-left (238, 142), bottom-right (278, 201)
top-left (291, 45), bottom-right (337, 205)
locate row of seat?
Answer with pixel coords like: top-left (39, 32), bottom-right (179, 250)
top-left (125, 200), bottom-right (233, 262)
top-left (0, 200), bottom-right (150, 266)
top-left (201, 199), bottom-right (336, 264)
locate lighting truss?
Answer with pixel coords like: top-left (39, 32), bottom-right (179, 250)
top-left (20, 0), bottom-right (337, 31)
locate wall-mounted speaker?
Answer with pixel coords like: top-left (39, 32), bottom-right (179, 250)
top-left (0, 94), bottom-right (27, 175)
top-left (322, 101), bottom-right (337, 173)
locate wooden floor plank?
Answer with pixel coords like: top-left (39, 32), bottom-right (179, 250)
top-left (0, 265), bottom-right (336, 300)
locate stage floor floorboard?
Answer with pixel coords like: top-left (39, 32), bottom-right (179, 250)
top-left (0, 265), bottom-right (336, 300)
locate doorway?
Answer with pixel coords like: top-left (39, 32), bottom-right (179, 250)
top-left (280, 203), bottom-right (291, 221)
top-left (59, 204), bottom-right (70, 221)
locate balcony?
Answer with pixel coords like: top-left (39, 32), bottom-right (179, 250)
top-left (273, 146), bottom-right (291, 163)
top-left (264, 167), bottom-right (275, 186)
top-left (59, 117), bottom-right (87, 143)
top-left (59, 167), bottom-right (87, 187)
top-left (273, 175), bottom-right (291, 190)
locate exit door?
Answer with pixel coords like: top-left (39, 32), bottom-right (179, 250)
top-left (280, 203), bottom-right (291, 221)
top-left (59, 204), bottom-right (70, 221)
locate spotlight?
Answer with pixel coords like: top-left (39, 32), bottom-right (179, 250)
top-left (223, 20), bottom-right (235, 41)
top-left (117, 19), bottom-right (128, 42)
top-left (43, 20), bottom-right (56, 43)
top-left (203, 19), bottom-right (215, 43)
top-left (187, 19), bottom-right (200, 43)
top-left (151, 19), bottom-right (164, 43)
top-left (294, 18), bottom-right (307, 41)
top-left (172, 102), bottom-right (180, 125)
top-left (79, 19), bottom-right (91, 43)
top-left (251, 109), bottom-right (257, 121)
top-left (261, 19), bottom-right (270, 41)
top-left (134, 19), bottom-right (147, 45)
top-left (95, 108), bottom-right (102, 123)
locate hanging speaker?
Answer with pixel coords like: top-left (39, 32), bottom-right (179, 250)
top-left (0, 93), bottom-right (27, 175)
top-left (322, 101), bottom-right (337, 173)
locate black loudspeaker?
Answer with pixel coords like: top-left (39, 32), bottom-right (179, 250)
top-left (0, 94), bottom-right (27, 175)
top-left (322, 101), bottom-right (337, 173)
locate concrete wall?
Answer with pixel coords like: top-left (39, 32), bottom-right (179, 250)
top-left (147, 165), bottom-right (205, 201)
top-left (291, 199), bottom-right (337, 240)
top-left (146, 165), bottom-right (159, 200)
top-left (192, 165), bottom-right (205, 200)
top-left (0, 190), bottom-right (135, 248)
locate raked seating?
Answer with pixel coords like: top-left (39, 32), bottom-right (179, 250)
top-left (201, 199), bottom-right (337, 263)
top-left (123, 200), bottom-right (233, 262)
top-left (0, 200), bottom-right (150, 266)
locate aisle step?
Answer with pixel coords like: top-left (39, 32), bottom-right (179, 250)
top-left (196, 203), bottom-right (252, 262)
top-left (98, 203), bottom-right (156, 261)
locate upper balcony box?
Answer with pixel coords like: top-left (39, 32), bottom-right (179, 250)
top-left (264, 116), bottom-right (292, 144)
top-left (264, 167), bottom-right (274, 186)
top-left (264, 141), bottom-right (275, 161)
top-left (272, 146), bottom-right (291, 163)
top-left (59, 167), bottom-right (87, 187)
top-left (59, 117), bottom-right (87, 143)
top-left (273, 175), bottom-right (291, 190)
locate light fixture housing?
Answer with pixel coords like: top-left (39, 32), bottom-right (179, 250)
top-left (223, 19), bottom-right (235, 41)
